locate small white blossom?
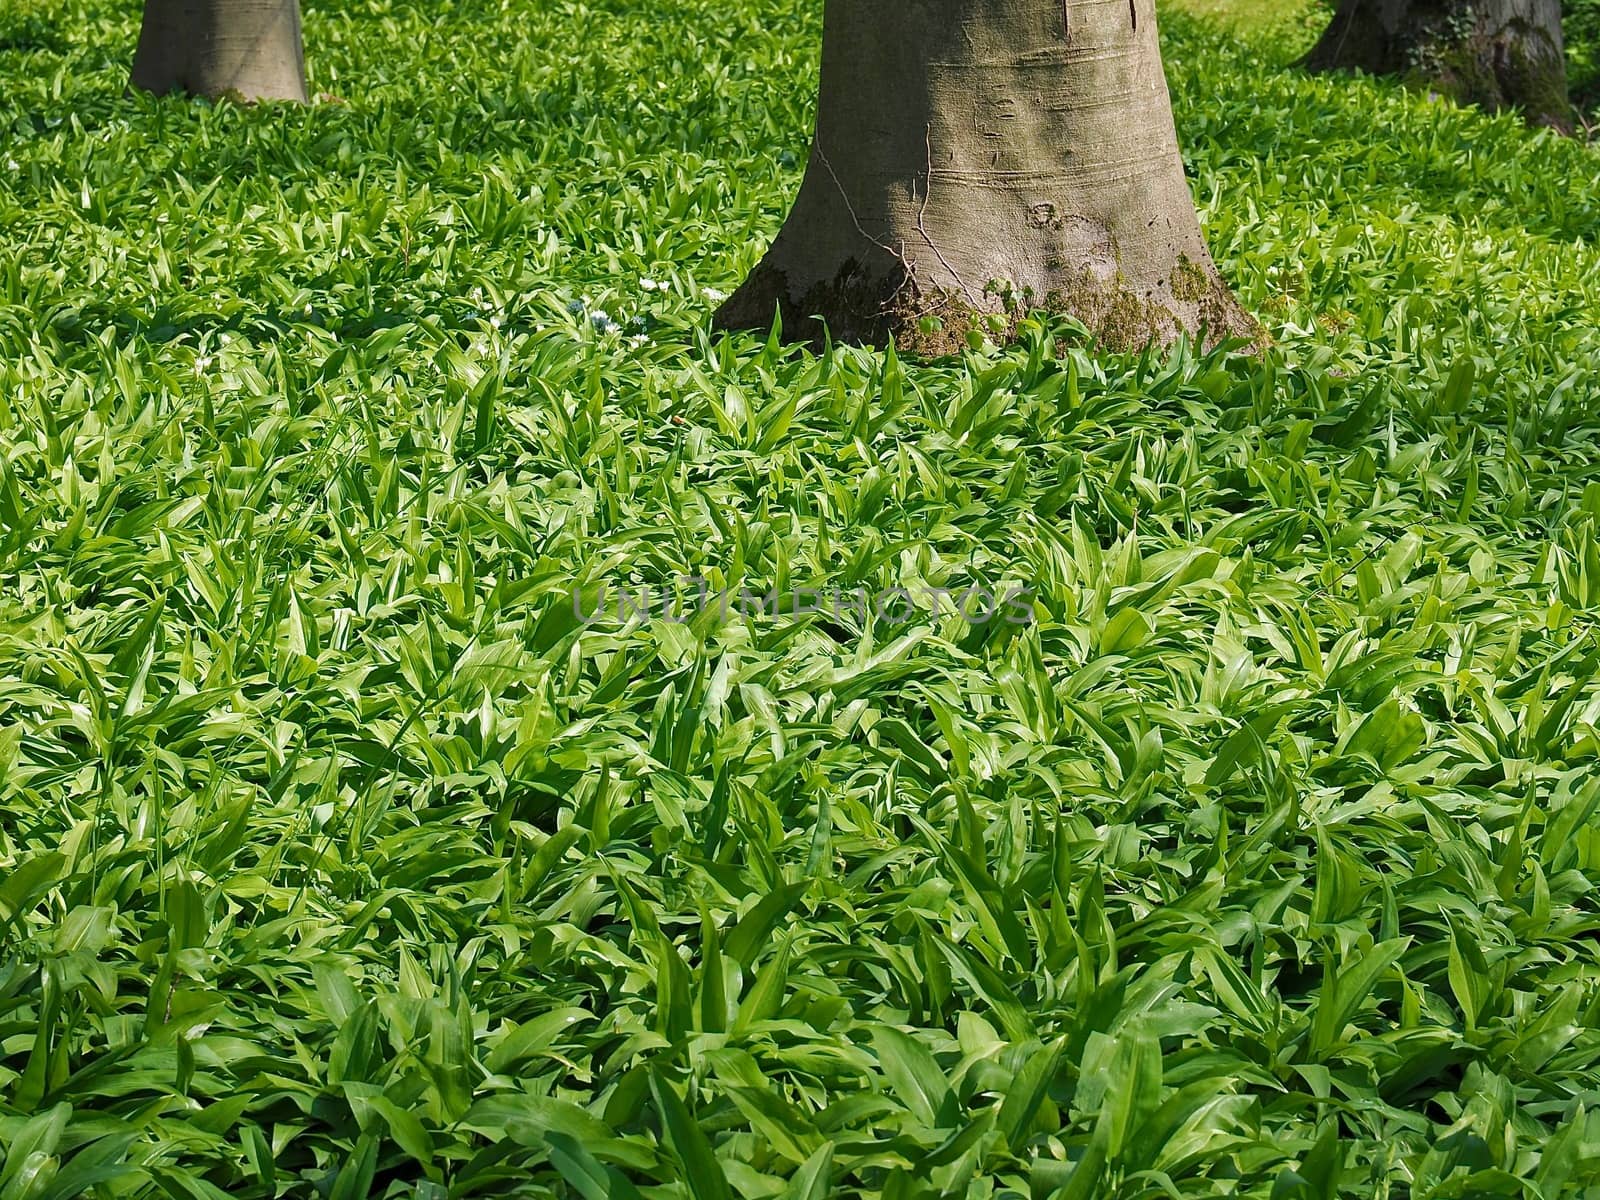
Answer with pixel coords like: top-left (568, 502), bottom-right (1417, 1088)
top-left (703, 287), bottom-right (727, 303)
top-left (640, 277), bottom-right (660, 292)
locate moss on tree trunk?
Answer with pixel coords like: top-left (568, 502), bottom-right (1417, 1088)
top-left (1305, 0), bottom-right (1571, 132)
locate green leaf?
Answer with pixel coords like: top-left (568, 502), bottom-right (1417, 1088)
top-left (871, 1026), bottom-right (956, 1130)
top-left (733, 930), bottom-right (794, 1033)
top-left (1309, 940), bottom-right (1408, 1057)
top-left (996, 1039), bottom-right (1064, 1149)
top-left (778, 1143), bottom-right (835, 1200)
top-left (649, 1071), bottom-right (733, 1200)
top-left (1087, 1023), bottom-right (1161, 1159)
top-left (546, 1132), bottom-right (643, 1200)
top-left (0, 853), bottom-right (66, 924)
top-left (724, 883), bottom-right (807, 969)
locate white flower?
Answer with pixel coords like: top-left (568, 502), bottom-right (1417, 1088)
top-left (4, 159), bottom-right (17, 171)
top-left (703, 287), bottom-right (727, 303)
top-left (640, 277), bottom-right (660, 292)
top-left (629, 334), bottom-right (648, 348)
top-left (194, 356), bottom-right (213, 374)
top-left (490, 316), bottom-right (502, 329)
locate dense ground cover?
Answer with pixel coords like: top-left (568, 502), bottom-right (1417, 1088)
top-left (4, 0), bottom-right (1600, 1196)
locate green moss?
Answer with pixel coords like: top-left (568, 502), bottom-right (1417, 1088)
top-left (892, 287), bottom-right (996, 358)
top-left (1170, 253), bottom-right (1214, 303)
top-left (1096, 285), bottom-right (1175, 349)
top-left (1405, 16), bottom-right (1572, 130)
top-left (721, 254), bottom-right (1260, 358)
top-left (1497, 31), bottom-right (1574, 128)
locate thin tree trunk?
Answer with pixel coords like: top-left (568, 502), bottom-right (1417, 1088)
top-left (131, 0), bottom-right (307, 102)
top-left (715, 0), bottom-right (1256, 354)
top-left (1305, 0), bottom-right (1570, 131)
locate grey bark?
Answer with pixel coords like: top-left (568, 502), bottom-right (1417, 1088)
top-left (715, 0), bottom-right (1256, 353)
top-left (131, 0), bottom-right (308, 102)
top-left (1305, 0), bottom-right (1570, 131)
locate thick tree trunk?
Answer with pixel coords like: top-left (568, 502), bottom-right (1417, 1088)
top-left (715, 0), bottom-right (1256, 354)
top-left (1305, 0), bottom-right (1570, 131)
top-left (131, 0), bottom-right (307, 102)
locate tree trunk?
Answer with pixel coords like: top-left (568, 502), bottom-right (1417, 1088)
top-left (1305, 0), bottom-right (1570, 132)
top-left (131, 0), bottom-right (308, 102)
top-left (715, 0), bottom-right (1256, 354)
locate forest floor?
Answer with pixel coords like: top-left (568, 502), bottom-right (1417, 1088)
top-left (3, 0), bottom-right (1600, 1197)
top-left (1166, 0), bottom-right (1325, 55)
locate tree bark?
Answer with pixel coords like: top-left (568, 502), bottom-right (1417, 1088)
top-left (715, 0), bottom-right (1256, 354)
top-left (1305, 0), bottom-right (1570, 132)
top-left (131, 0), bottom-right (308, 102)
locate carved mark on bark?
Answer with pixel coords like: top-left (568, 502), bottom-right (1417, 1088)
top-left (1062, 0), bottom-right (1071, 41)
top-left (1130, 0), bottom-right (1138, 31)
top-left (1029, 202), bottom-right (1065, 230)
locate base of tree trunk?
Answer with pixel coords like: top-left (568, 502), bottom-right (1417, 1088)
top-left (1304, 0), bottom-right (1571, 132)
top-left (131, 0), bottom-right (308, 103)
top-left (715, 0), bottom-right (1258, 355)
top-left (716, 236), bottom-right (1257, 357)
